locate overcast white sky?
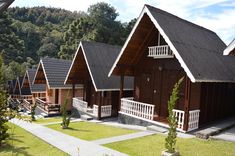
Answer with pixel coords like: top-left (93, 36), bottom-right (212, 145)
top-left (11, 0), bottom-right (235, 44)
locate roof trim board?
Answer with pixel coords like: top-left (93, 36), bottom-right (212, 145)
top-left (33, 60), bottom-right (50, 89)
top-left (108, 5), bottom-right (196, 82)
top-left (223, 39), bottom-right (235, 55)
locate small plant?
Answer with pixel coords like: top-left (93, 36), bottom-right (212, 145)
top-left (61, 92), bottom-right (71, 129)
top-left (31, 102), bottom-right (36, 121)
top-left (165, 77), bottom-right (184, 154)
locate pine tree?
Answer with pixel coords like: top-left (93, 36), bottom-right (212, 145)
top-left (165, 77), bottom-right (184, 153)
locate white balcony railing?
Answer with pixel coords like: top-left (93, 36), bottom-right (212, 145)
top-left (173, 109), bottom-right (200, 131)
top-left (148, 45), bottom-right (174, 58)
top-left (120, 98), bottom-right (155, 120)
top-left (93, 105), bottom-right (112, 117)
top-left (73, 97), bottom-right (88, 112)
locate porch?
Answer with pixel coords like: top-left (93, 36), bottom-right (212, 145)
top-left (72, 97), bottom-right (112, 118)
top-left (35, 98), bottom-right (60, 115)
top-left (120, 98), bottom-right (200, 132)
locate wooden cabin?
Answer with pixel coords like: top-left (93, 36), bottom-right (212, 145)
top-left (33, 58), bottom-right (83, 115)
top-left (109, 5), bottom-right (235, 132)
top-left (224, 39), bottom-right (235, 56)
top-left (12, 77), bottom-right (31, 100)
top-left (21, 69), bottom-right (46, 110)
top-left (65, 41), bottom-right (133, 119)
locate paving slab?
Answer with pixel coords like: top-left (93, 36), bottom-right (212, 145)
top-left (92, 130), bottom-right (157, 145)
top-left (195, 116), bottom-right (235, 139)
top-left (10, 118), bottom-right (128, 156)
top-left (211, 126), bottom-right (235, 142)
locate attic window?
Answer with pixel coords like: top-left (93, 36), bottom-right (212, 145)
top-left (148, 45), bottom-right (174, 58)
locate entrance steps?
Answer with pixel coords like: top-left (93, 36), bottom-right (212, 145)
top-left (81, 114), bottom-right (93, 121)
top-left (147, 125), bottom-right (168, 133)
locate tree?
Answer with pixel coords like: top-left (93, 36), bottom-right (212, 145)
top-left (165, 77), bottom-right (184, 154)
top-left (0, 55), bottom-right (10, 146)
top-left (0, 12), bottom-right (25, 64)
top-left (59, 2), bottom-right (134, 59)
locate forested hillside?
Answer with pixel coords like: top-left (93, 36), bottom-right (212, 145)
top-left (0, 2), bottom-right (135, 81)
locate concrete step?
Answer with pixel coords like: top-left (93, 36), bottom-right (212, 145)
top-left (41, 112), bottom-right (48, 117)
top-left (147, 125), bottom-right (168, 133)
top-left (81, 114), bottom-right (93, 121)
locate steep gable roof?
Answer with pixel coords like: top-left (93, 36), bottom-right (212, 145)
top-left (34, 58), bottom-right (81, 89)
top-left (65, 41), bottom-right (133, 91)
top-left (22, 69), bottom-right (46, 93)
top-left (109, 5), bottom-right (235, 82)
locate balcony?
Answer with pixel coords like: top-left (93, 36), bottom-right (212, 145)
top-left (148, 45), bottom-right (174, 59)
top-left (72, 97), bottom-right (112, 118)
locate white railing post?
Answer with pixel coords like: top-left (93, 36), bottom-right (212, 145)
top-left (72, 97), bottom-right (88, 112)
top-left (93, 105), bottom-right (112, 118)
top-left (120, 98), bottom-right (155, 120)
top-left (173, 109), bottom-right (185, 131)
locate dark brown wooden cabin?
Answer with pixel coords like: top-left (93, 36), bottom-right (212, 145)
top-left (65, 41), bottom-right (133, 119)
top-left (109, 5), bottom-right (235, 132)
top-left (223, 39), bottom-right (235, 56)
top-left (33, 58), bottom-right (83, 115)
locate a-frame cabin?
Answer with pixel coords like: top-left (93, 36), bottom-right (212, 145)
top-left (109, 5), bottom-right (235, 132)
top-left (65, 41), bottom-right (133, 119)
top-left (33, 58), bottom-right (83, 115)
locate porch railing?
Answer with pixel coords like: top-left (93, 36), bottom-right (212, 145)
top-left (148, 45), bottom-right (173, 58)
top-left (23, 99), bottom-right (31, 110)
top-left (93, 105), bottom-right (112, 118)
top-left (120, 98), bottom-right (155, 120)
top-left (73, 97), bottom-right (88, 112)
top-left (173, 109), bottom-right (185, 130)
top-left (173, 109), bottom-right (200, 131)
top-left (21, 95), bottom-right (33, 100)
top-left (188, 109), bottom-right (200, 131)
top-left (36, 97), bottom-right (47, 110)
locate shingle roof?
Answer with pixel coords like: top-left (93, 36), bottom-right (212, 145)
top-left (67, 41), bottom-right (133, 91)
top-left (146, 5), bottom-right (235, 82)
top-left (110, 5), bottom-right (235, 82)
top-left (38, 58), bottom-right (80, 89)
top-left (27, 69), bottom-right (46, 93)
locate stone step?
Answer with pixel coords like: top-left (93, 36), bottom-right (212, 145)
top-left (147, 125), bottom-right (168, 133)
top-left (41, 112), bottom-right (48, 117)
top-left (81, 114), bottom-right (93, 121)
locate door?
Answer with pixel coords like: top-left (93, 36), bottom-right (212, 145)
top-left (153, 68), bottom-right (162, 118)
top-left (55, 89), bottom-right (59, 104)
top-left (139, 74), bottom-right (153, 104)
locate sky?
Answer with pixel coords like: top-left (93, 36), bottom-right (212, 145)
top-left (11, 0), bottom-right (235, 44)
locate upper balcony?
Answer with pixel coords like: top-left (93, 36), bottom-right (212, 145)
top-left (148, 45), bottom-right (174, 59)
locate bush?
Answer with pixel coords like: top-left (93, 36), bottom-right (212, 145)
top-left (61, 93), bottom-right (71, 129)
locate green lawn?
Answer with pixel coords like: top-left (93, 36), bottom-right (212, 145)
top-left (33, 117), bottom-right (62, 124)
top-left (46, 121), bottom-right (138, 141)
top-left (0, 123), bottom-right (68, 156)
top-left (105, 134), bottom-right (235, 156)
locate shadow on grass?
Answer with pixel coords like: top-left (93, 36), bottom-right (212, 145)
top-left (0, 142), bottom-right (31, 156)
top-left (64, 127), bottom-right (91, 132)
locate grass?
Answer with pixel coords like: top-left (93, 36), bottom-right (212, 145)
top-left (33, 117), bottom-right (62, 124)
top-left (0, 123), bottom-right (68, 156)
top-left (46, 121), bottom-right (138, 140)
top-left (105, 134), bottom-right (235, 156)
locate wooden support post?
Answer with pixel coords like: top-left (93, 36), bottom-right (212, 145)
top-left (119, 75), bottom-right (124, 111)
top-left (183, 76), bottom-right (191, 131)
top-left (72, 83), bottom-right (75, 97)
top-left (98, 91), bottom-right (102, 120)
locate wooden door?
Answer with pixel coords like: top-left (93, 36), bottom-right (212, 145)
top-left (139, 74), bottom-right (153, 104)
top-left (55, 89), bottom-right (59, 104)
top-left (153, 68), bottom-right (162, 118)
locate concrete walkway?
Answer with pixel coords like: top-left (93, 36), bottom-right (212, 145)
top-left (10, 118), bottom-right (128, 156)
top-left (211, 126), bottom-right (235, 142)
top-left (92, 130), bottom-right (156, 145)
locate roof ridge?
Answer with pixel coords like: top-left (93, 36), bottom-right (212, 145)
top-left (145, 4), bottom-right (216, 35)
top-left (81, 40), bottom-right (122, 48)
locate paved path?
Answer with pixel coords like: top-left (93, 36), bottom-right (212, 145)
top-left (211, 126), bottom-right (235, 142)
top-left (92, 130), bottom-right (156, 145)
top-left (10, 118), bottom-right (128, 156)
